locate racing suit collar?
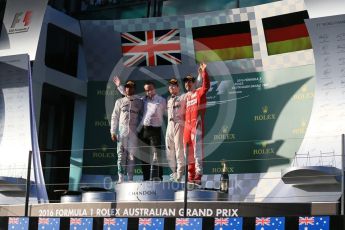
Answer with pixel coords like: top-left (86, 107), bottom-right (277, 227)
top-left (146, 94), bottom-right (157, 100)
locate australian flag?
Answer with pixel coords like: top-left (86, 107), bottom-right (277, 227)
top-left (214, 217), bottom-right (243, 230)
top-left (70, 218), bottom-right (93, 230)
top-left (38, 218), bottom-right (60, 230)
top-left (103, 218), bottom-right (128, 230)
top-left (121, 29), bottom-right (181, 67)
top-left (255, 217), bottom-right (285, 230)
top-left (298, 216), bottom-right (330, 230)
top-left (8, 217), bottom-right (29, 230)
top-left (175, 218), bottom-right (202, 230)
top-left (138, 218), bottom-right (164, 230)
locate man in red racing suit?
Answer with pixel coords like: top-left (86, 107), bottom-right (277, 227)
top-left (183, 62), bottom-right (210, 185)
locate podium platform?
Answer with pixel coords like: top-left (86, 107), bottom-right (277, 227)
top-left (115, 181), bottom-right (183, 202)
top-left (175, 190), bottom-right (228, 201)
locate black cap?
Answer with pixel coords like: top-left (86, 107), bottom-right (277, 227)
top-left (124, 80), bottom-right (135, 87)
top-left (168, 78), bottom-right (179, 85)
top-left (183, 75), bottom-right (195, 82)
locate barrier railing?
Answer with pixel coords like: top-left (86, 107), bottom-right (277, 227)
top-left (0, 135), bottom-right (343, 218)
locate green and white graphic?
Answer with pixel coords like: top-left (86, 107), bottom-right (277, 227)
top-left (83, 65), bottom-right (315, 175)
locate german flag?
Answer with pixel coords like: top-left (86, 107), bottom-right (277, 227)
top-left (262, 11), bottom-right (312, 55)
top-left (192, 21), bottom-right (253, 62)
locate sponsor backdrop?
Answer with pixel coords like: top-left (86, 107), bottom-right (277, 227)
top-left (80, 0), bottom-right (316, 176)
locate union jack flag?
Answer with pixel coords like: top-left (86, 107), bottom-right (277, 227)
top-left (215, 218), bottom-right (229, 226)
top-left (256, 217), bottom-right (271, 226)
top-left (8, 217), bottom-right (29, 230)
top-left (9, 217), bottom-right (19, 224)
top-left (38, 218), bottom-right (50, 224)
top-left (121, 29), bottom-right (181, 67)
top-left (176, 218), bottom-right (189, 226)
top-left (299, 217), bottom-right (314, 225)
top-left (139, 218), bottom-right (152, 226)
top-left (104, 218), bottom-right (116, 225)
top-left (70, 218), bottom-right (82, 225)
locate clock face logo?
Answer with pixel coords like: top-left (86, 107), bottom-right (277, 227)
top-left (261, 142), bottom-right (267, 148)
top-left (302, 85), bottom-right (308, 92)
top-left (222, 125), bottom-right (229, 134)
top-left (262, 105), bottom-right (268, 114)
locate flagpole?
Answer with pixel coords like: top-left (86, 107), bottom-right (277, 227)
top-left (183, 146), bottom-right (188, 217)
top-left (341, 134), bottom-right (344, 215)
top-left (24, 151), bottom-right (32, 217)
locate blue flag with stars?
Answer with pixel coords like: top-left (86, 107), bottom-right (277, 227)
top-left (38, 218), bottom-right (60, 230)
top-left (214, 217), bottom-right (243, 230)
top-left (255, 217), bottom-right (285, 230)
top-left (8, 217), bottom-right (29, 230)
top-left (298, 216), bottom-right (330, 230)
top-left (175, 218), bottom-right (202, 230)
top-left (70, 218), bottom-right (93, 230)
top-left (139, 218), bottom-right (164, 230)
top-left (103, 218), bottom-right (128, 230)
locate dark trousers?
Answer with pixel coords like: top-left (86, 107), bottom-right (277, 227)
top-left (140, 126), bottom-right (163, 181)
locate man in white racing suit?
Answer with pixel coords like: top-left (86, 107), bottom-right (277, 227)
top-left (110, 80), bottom-right (143, 183)
top-left (166, 78), bottom-right (186, 181)
top-left (113, 77), bottom-right (166, 181)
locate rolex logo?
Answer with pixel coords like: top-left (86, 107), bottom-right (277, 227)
top-left (214, 125), bottom-right (235, 141)
top-left (254, 105), bottom-right (276, 121)
top-left (302, 85), bottom-right (308, 93)
top-left (293, 85), bottom-right (314, 100)
top-left (261, 142), bottom-right (268, 148)
top-left (222, 125), bottom-right (229, 134)
top-left (97, 89), bottom-right (116, 96)
top-left (101, 145), bottom-right (108, 152)
top-left (292, 120), bottom-right (307, 135)
top-left (253, 141), bottom-right (274, 155)
top-left (93, 145), bottom-right (116, 158)
top-left (262, 105), bottom-right (269, 114)
top-left (95, 115), bottom-right (110, 127)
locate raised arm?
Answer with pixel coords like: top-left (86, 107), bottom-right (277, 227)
top-left (113, 76), bottom-right (125, 96)
top-left (195, 72), bottom-right (202, 88)
top-left (198, 62), bottom-right (210, 96)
